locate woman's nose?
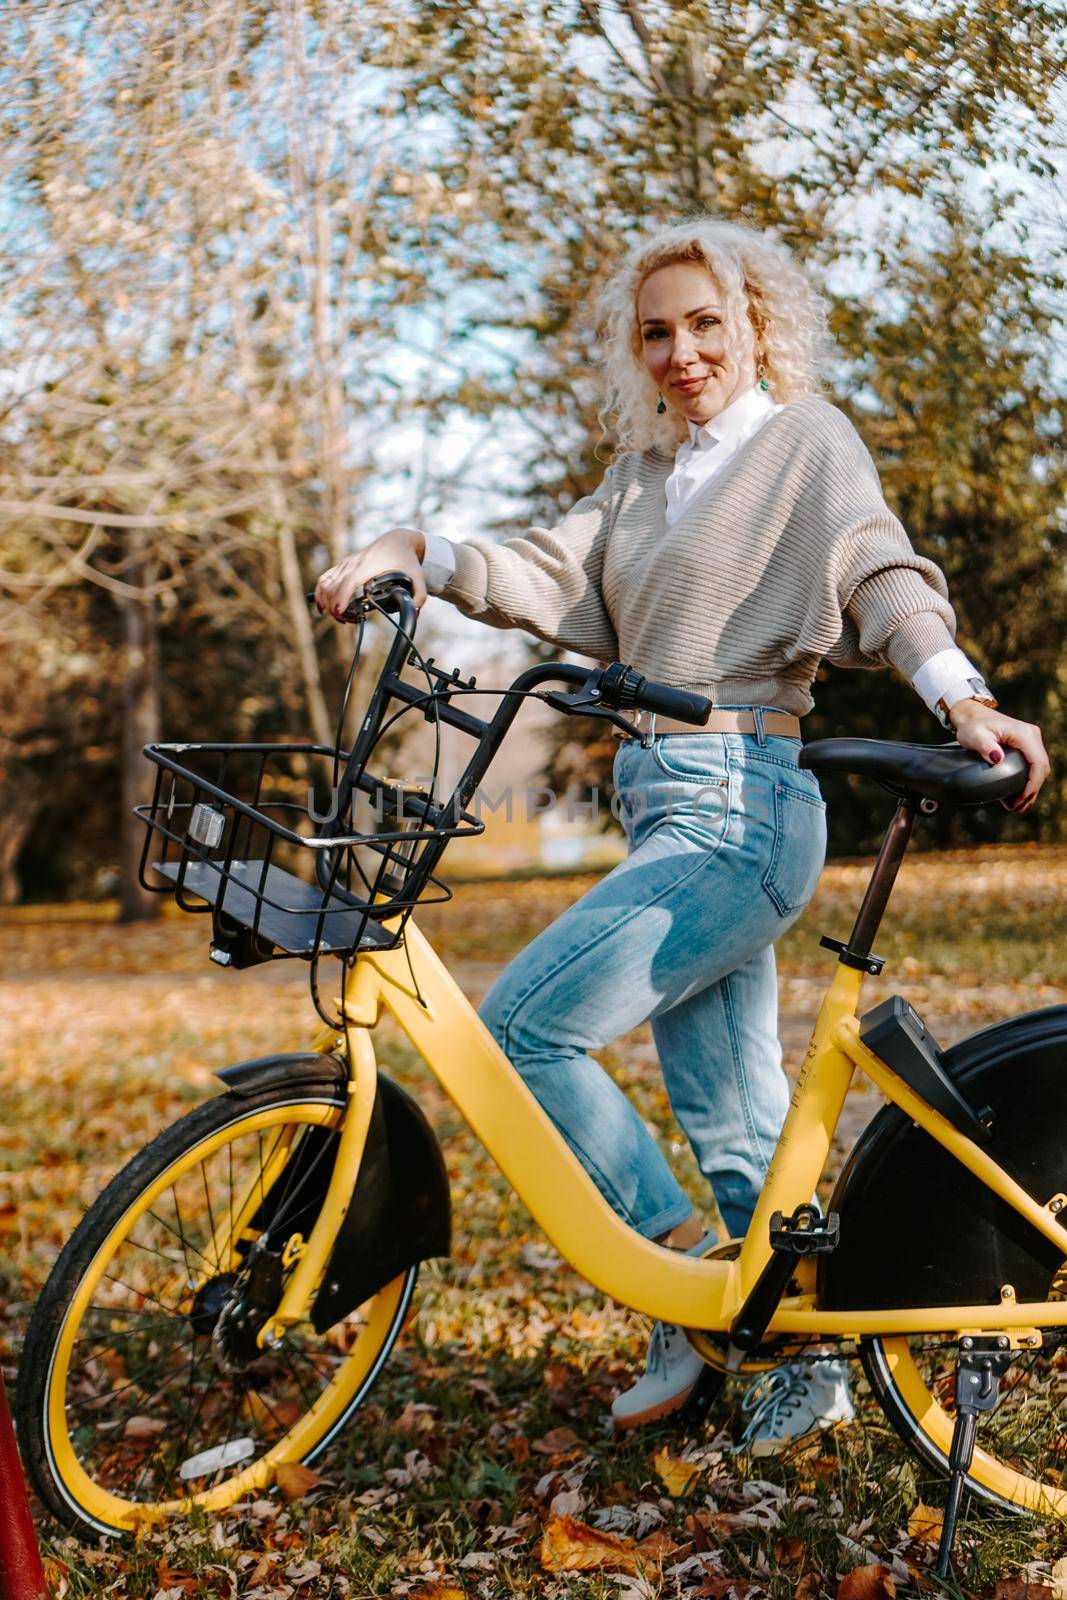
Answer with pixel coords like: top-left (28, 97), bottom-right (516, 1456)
top-left (671, 331), bottom-right (698, 365)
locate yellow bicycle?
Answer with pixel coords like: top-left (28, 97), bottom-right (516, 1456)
top-left (18, 574), bottom-right (1061, 1579)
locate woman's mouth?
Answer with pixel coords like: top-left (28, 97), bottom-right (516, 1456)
top-left (673, 375), bottom-right (710, 392)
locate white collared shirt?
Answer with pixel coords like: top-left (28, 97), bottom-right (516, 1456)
top-left (418, 384), bottom-right (984, 719)
top-left (665, 383), bottom-right (782, 527)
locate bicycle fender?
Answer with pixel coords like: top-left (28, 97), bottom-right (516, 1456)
top-left (216, 1052), bottom-right (347, 1096)
top-left (819, 1005), bottom-right (1067, 1312)
top-left (310, 1073), bottom-right (451, 1332)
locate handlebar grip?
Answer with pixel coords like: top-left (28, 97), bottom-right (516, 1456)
top-left (634, 680), bottom-right (713, 725)
top-left (308, 571), bottom-right (416, 624)
top-left (345, 570), bottom-right (415, 620)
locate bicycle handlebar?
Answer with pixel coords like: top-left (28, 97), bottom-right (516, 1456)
top-left (309, 575), bottom-right (711, 730)
top-left (307, 570), bottom-right (419, 631)
top-left (630, 678), bottom-right (711, 724)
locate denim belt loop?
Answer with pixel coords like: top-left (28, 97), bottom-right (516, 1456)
top-left (643, 711), bottom-right (656, 749)
top-left (752, 706), bottom-right (768, 746)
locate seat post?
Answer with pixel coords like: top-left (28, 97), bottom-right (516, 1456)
top-left (846, 794), bottom-right (917, 961)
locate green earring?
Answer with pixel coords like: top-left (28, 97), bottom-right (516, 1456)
top-left (759, 378), bottom-right (770, 392)
top-left (656, 392), bottom-right (666, 414)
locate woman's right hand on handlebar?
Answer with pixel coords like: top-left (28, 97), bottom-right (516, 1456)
top-left (315, 528), bottom-right (428, 620)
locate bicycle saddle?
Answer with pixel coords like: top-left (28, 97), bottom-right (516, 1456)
top-left (799, 738), bottom-right (1028, 807)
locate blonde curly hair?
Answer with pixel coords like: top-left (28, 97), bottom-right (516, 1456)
top-left (594, 215), bottom-right (830, 456)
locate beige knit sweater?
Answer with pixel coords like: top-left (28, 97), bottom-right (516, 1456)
top-left (438, 395), bottom-right (956, 718)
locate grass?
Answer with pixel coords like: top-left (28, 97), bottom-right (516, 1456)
top-left (1, 844), bottom-right (1066, 1597)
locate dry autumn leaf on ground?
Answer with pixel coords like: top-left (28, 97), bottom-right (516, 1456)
top-left (905, 1500), bottom-right (943, 1544)
top-left (7, 851), bottom-right (1067, 1595)
top-left (837, 1564), bottom-right (897, 1600)
top-left (273, 1462), bottom-right (324, 1502)
top-left (991, 1583), bottom-right (1058, 1599)
top-left (539, 1513), bottom-right (677, 1575)
top-left (653, 1444), bottom-right (702, 1496)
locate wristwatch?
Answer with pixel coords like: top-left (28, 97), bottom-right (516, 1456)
top-left (935, 676), bottom-right (998, 730)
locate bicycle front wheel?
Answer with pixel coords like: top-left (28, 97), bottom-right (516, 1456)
top-left (17, 1078), bottom-right (415, 1539)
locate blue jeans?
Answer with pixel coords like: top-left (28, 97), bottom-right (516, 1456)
top-left (478, 717), bottom-right (827, 1241)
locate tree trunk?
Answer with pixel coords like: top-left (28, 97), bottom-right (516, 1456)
top-left (0, 807), bottom-right (32, 904)
top-left (275, 511), bottom-right (333, 749)
top-left (118, 536), bottom-right (162, 922)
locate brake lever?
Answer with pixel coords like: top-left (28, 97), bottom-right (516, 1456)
top-left (306, 586), bottom-right (367, 621)
top-left (540, 690), bottom-right (642, 740)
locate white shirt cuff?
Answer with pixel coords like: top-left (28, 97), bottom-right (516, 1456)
top-left (421, 531), bottom-right (456, 594)
top-left (911, 646), bottom-right (986, 716)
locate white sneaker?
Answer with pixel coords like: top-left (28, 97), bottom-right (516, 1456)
top-left (735, 1358), bottom-right (854, 1457)
top-left (611, 1230), bottom-right (720, 1432)
top-left (611, 1320), bottom-right (707, 1431)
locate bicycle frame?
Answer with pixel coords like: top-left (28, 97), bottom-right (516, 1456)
top-left (253, 914), bottom-right (1067, 1350)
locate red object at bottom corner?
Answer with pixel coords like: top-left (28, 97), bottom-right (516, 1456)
top-left (0, 1375), bottom-right (48, 1600)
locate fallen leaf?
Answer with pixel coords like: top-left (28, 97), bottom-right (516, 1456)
top-left (775, 1535), bottom-right (806, 1571)
top-left (549, 1488), bottom-right (586, 1518)
top-left (992, 1582), bottom-right (1056, 1599)
top-left (409, 1584), bottom-right (466, 1600)
top-left (245, 1390), bottom-right (302, 1428)
top-left (152, 1564), bottom-right (197, 1597)
top-left (637, 1529), bottom-right (682, 1563)
top-left (540, 1514), bottom-right (641, 1574)
top-left (1052, 1555), bottom-right (1067, 1600)
top-left (905, 1501), bottom-right (943, 1544)
top-left (284, 1559), bottom-right (322, 1585)
top-left (837, 1565), bottom-right (896, 1600)
top-left (42, 1560), bottom-right (69, 1600)
top-left (689, 1579), bottom-right (756, 1599)
top-left (532, 1426), bottom-right (582, 1456)
top-left (795, 1576), bottom-right (822, 1600)
top-left (684, 1511), bottom-right (712, 1552)
top-left (124, 1414), bottom-right (167, 1440)
top-left (686, 1508), bottom-right (735, 1544)
top-left (273, 1461), bottom-right (323, 1502)
top-left (652, 1444), bottom-right (700, 1496)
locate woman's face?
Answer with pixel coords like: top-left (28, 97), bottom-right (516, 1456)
top-left (636, 261), bottom-right (757, 426)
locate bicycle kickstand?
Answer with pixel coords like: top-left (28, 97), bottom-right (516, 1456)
top-left (934, 1336), bottom-right (1013, 1582)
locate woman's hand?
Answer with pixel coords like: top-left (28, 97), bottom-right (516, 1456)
top-left (314, 528), bottom-right (428, 621)
top-left (948, 699), bottom-right (1051, 814)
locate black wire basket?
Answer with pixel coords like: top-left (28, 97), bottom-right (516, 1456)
top-left (136, 741), bottom-right (484, 968)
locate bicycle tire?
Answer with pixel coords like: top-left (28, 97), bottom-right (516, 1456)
top-left (843, 1008), bottom-right (1067, 1517)
top-left (16, 1078), bottom-right (416, 1539)
top-left (861, 1333), bottom-right (1067, 1517)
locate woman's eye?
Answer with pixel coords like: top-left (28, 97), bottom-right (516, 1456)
top-left (697, 317), bottom-right (721, 328)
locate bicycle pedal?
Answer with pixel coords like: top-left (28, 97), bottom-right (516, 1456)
top-left (675, 1364), bottom-right (725, 1429)
top-left (769, 1203), bottom-right (840, 1256)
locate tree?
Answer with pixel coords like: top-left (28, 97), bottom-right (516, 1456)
top-left (0, 0), bottom-right (440, 908)
top-left (389, 0), bottom-right (1066, 845)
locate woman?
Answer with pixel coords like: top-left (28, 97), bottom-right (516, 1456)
top-left (316, 218), bottom-right (1049, 1450)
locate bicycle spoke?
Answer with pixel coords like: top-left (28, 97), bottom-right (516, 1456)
top-left (67, 1329), bottom-right (198, 1417)
top-left (285, 1337), bottom-right (336, 1386)
top-left (99, 1271), bottom-right (184, 1321)
top-left (276, 1344), bottom-right (317, 1414)
top-left (170, 1183), bottom-right (212, 1279)
top-left (48, 1097), bottom-right (408, 1521)
top-left (198, 1157), bottom-right (220, 1273)
top-left (173, 1344), bottom-right (217, 1485)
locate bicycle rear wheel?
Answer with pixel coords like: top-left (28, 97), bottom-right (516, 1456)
top-left (863, 1330), bottom-right (1067, 1516)
top-left (17, 1078), bottom-right (415, 1539)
